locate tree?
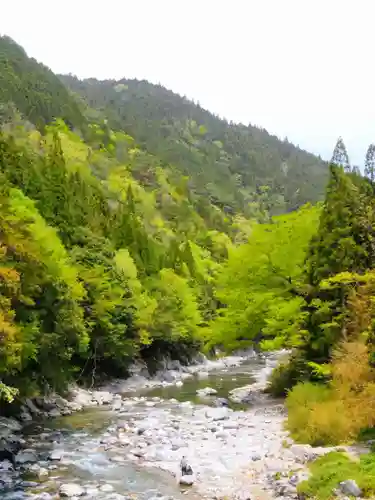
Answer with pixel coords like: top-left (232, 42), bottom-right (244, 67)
top-left (365, 143), bottom-right (375, 182)
top-left (210, 205), bottom-right (320, 351)
top-left (331, 137), bottom-right (351, 173)
top-left (303, 165), bottom-right (375, 365)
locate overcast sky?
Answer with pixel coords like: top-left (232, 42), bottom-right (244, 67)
top-left (2, 1), bottom-right (374, 165)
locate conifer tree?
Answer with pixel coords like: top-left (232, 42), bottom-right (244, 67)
top-left (365, 143), bottom-right (375, 182)
top-left (303, 164), bottom-right (375, 364)
top-left (331, 137), bottom-right (351, 173)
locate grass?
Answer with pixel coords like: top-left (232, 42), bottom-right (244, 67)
top-left (298, 451), bottom-right (375, 499)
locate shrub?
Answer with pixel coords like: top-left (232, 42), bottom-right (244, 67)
top-left (286, 341), bottom-right (375, 445)
top-left (266, 353), bottom-right (306, 397)
top-left (285, 382), bottom-right (333, 445)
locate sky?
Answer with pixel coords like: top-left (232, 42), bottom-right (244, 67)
top-left (1, 0), bottom-right (375, 165)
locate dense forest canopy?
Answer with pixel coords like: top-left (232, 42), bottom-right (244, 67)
top-left (0, 36), bottom-right (85, 130)
top-left (60, 75), bottom-right (329, 216)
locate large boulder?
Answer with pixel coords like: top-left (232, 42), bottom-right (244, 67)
top-left (229, 383), bottom-right (265, 404)
top-left (179, 475), bottom-right (194, 486)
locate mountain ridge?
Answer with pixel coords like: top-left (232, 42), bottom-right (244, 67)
top-left (60, 74), bottom-right (329, 216)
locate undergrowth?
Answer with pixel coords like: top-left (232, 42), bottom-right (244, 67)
top-left (298, 451), bottom-right (375, 499)
top-left (285, 341), bottom-right (375, 445)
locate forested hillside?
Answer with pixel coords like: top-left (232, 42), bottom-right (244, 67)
top-left (0, 37), bottom-right (256, 402)
top-left (0, 36), bottom-right (85, 130)
top-left (61, 75), bottom-right (329, 215)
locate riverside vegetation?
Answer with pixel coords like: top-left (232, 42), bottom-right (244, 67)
top-left (2, 34), bottom-right (375, 498)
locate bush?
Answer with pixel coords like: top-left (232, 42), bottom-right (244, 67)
top-left (266, 353), bottom-right (306, 397)
top-left (298, 451), bottom-right (375, 499)
top-left (286, 341), bottom-right (375, 445)
top-left (285, 382), bottom-right (335, 445)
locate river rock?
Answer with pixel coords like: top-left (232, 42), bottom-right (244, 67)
top-left (214, 397), bottom-right (229, 407)
top-left (85, 486), bottom-right (100, 496)
top-left (48, 408), bottom-right (62, 418)
top-left (24, 398), bottom-right (43, 417)
top-left (59, 483), bottom-right (85, 497)
top-left (27, 463), bottom-right (49, 479)
top-left (34, 397), bottom-right (57, 412)
top-left (15, 450), bottom-right (37, 464)
top-left (18, 406), bottom-right (32, 422)
top-left (0, 418), bottom-right (21, 439)
top-left (339, 479), bottom-right (362, 497)
top-left (92, 390), bottom-right (113, 405)
top-left (229, 384), bottom-right (265, 404)
top-left (197, 387), bottom-right (217, 397)
top-left (205, 407), bottom-right (229, 420)
top-left (112, 399), bottom-right (122, 411)
top-left (166, 359), bottom-right (182, 371)
top-left (69, 388), bottom-right (93, 407)
top-left (179, 475), bottom-right (194, 486)
top-left (49, 449), bottom-right (64, 461)
top-left (100, 484), bottom-right (115, 493)
top-left (160, 371), bottom-right (177, 382)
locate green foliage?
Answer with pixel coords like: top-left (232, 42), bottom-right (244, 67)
top-left (0, 36), bottom-right (85, 129)
top-left (266, 354), bottom-right (307, 397)
top-left (302, 165), bottom-right (375, 365)
top-left (61, 75), bottom-right (329, 217)
top-left (145, 268), bottom-right (202, 343)
top-left (298, 452), bottom-right (375, 499)
top-left (0, 113), bottom-right (228, 396)
top-left (210, 205), bottom-right (320, 351)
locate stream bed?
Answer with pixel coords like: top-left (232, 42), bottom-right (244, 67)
top-left (1, 354), bottom-right (305, 500)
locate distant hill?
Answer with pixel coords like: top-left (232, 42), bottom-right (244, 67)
top-left (60, 75), bottom-right (329, 215)
top-left (0, 35), bottom-right (85, 129)
top-left (0, 34), bottom-right (328, 217)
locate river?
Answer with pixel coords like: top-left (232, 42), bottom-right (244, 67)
top-left (1, 354), bottom-right (303, 500)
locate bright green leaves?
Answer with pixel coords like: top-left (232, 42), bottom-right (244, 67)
top-left (210, 204), bottom-right (320, 351)
top-left (0, 179), bottom-right (88, 394)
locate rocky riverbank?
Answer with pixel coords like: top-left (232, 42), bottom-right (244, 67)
top-left (0, 351), bottom-right (360, 500)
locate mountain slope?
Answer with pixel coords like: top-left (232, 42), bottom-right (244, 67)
top-left (0, 36), bottom-right (85, 129)
top-left (60, 75), bottom-right (329, 215)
